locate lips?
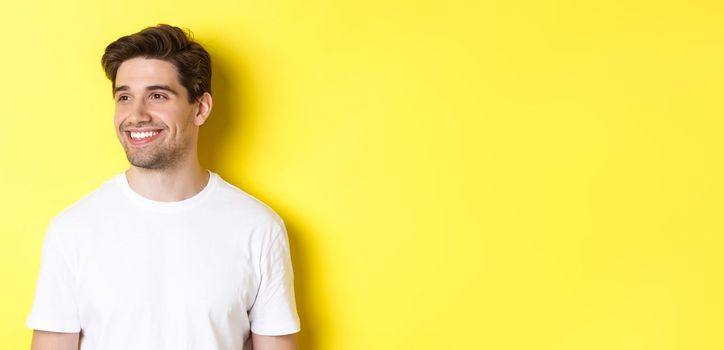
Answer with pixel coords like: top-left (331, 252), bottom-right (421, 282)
top-left (125, 129), bottom-right (163, 145)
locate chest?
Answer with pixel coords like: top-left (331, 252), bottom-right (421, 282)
top-left (76, 221), bottom-right (259, 324)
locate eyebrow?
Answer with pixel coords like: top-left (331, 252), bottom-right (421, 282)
top-left (113, 85), bottom-right (179, 95)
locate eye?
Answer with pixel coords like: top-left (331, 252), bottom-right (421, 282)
top-left (116, 95), bottom-right (130, 102)
top-left (150, 93), bottom-right (167, 101)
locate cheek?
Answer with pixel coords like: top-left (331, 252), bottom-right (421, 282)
top-left (113, 114), bottom-right (124, 131)
top-left (114, 105), bottom-right (128, 127)
top-left (159, 107), bottom-right (193, 127)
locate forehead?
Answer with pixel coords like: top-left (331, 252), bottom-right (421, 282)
top-left (115, 57), bottom-right (182, 89)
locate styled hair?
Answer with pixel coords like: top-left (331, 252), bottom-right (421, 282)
top-left (101, 24), bottom-right (211, 103)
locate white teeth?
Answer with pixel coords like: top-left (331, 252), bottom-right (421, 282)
top-left (129, 131), bottom-right (160, 140)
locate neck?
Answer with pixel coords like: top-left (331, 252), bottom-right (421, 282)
top-left (125, 158), bottom-right (210, 202)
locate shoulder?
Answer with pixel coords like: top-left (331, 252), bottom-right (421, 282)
top-left (49, 173), bottom-right (125, 232)
top-left (208, 173), bottom-right (286, 230)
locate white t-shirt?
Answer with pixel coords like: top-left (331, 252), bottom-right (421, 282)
top-left (27, 171), bottom-right (300, 349)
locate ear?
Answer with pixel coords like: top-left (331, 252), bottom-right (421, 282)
top-left (193, 92), bottom-right (213, 126)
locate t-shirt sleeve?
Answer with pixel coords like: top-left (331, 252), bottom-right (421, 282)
top-left (26, 220), bottom-right (81, 332)
top-left (248, 223), bottom-right (301, 335)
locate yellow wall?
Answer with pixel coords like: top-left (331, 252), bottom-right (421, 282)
top-left (2, 1), bottom-right (723, 348)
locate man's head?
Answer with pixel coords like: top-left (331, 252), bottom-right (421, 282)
top-left (102, 24), bottom-right (212, 170)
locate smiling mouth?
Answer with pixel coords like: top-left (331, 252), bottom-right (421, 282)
top-left (124, 129), bottom-right (163, 145)
top-left (129, 130), bottom-right (160, 140)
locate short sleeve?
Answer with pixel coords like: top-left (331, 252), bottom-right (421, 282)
top-left (248, 223), bottom-right (300, 335)
top-left (26, 220), bottom-right (81, 332)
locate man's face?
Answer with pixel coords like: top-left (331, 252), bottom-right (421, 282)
top-left (113, 57), bottom-right (200, 170)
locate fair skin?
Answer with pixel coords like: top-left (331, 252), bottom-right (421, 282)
top-left (31, 58), bottom-right (297, 349)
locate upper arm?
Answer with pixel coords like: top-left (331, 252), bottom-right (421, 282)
top-left (248, 225), bottom-right (300, 335)
top-left (31, 330), bottom-right (80, 350)
top-left (27, 220), bottom-right (81, 333)
top-left (251, 332), bottom-right (298, 350)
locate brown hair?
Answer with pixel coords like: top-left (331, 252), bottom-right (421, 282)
top-left (101, 24), bottom-right (211, 103)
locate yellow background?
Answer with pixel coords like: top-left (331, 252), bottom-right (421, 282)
top-left (1, 0), bottom-right (723, 349)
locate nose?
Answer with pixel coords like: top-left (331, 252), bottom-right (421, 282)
top-left (126, 98), bottom-right (152, 125)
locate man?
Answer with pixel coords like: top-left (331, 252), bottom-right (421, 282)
top-left (27, 24), bottom-right (300, 350)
